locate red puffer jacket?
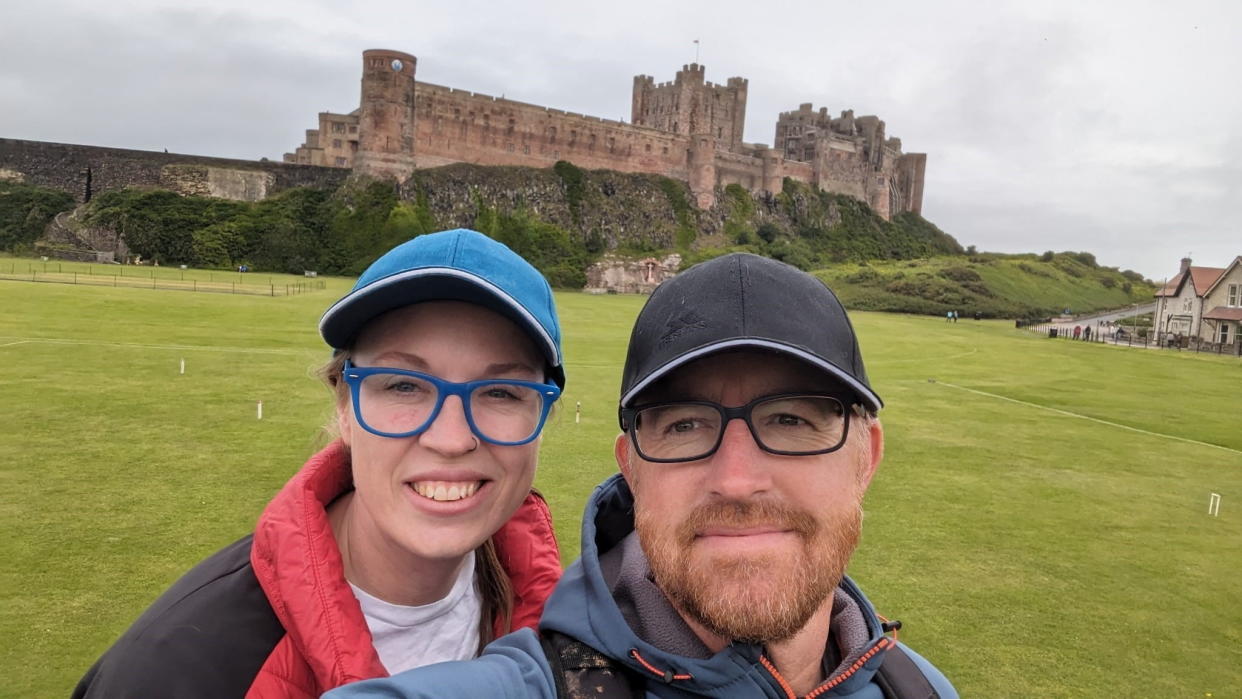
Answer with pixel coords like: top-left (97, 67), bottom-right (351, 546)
top-left (72, 441), bottom-right (563, 699)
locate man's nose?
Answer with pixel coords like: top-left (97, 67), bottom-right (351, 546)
top-left (418, 395), bottom-right (477, 456)
top-left (704, 417), bottom-right (773, 498)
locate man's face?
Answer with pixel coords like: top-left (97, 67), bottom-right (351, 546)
top-left (616, 351), bottom-right (883, 644)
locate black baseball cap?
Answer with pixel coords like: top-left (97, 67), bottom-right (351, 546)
top-left (618, 253), bottom-right (882, 415)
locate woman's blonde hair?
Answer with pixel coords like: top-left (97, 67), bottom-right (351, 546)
top-left (317, 351), bottom-right (516, 649)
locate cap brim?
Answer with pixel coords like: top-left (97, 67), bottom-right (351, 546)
top-left (619, 338), bottom-right (883, 412)
top-left (319, 267), bottom-right (564, 386)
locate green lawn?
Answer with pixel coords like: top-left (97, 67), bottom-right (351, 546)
top-left (1, 275), bottom-right (1240, 697)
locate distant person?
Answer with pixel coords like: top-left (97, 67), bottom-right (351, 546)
top-left (946, 310), bottom-right (952, 323)
top-left (1073, 325), bottom-right (1082, 340)
top-left (329, 253), bottom-right (956, 698)
top-left (73, 230), bottom-right (566, 698)
top-left (1083, 325), bottom-right (1092, 341)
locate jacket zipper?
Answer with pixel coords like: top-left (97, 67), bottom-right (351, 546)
top-left (760, 637), bottom-right (893, 699)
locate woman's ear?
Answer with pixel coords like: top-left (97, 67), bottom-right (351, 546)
top-left (336, 399), bottom-right (353, 447)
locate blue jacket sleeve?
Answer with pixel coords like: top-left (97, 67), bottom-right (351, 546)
top-left (323, 628), bottom-right (557, 699)
top-left (895, 642), bottom-right (958, 699)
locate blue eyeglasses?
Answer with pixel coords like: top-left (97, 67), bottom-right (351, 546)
top-left (341, 360), bottom-right (562, 446)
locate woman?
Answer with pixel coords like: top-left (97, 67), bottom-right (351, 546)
top-left (73, 229), bottom-right (565, 698)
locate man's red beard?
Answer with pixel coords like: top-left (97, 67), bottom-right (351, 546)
top-left (637, 496), bottom-right (862, 644)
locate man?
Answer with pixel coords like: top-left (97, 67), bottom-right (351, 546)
top-left (329, 253), bottom-right (956, 698)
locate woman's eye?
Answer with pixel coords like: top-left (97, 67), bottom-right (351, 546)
top-left (385, 380), bottom-right (421, 393)
top-left (483, 387), bottom-right (520, 401)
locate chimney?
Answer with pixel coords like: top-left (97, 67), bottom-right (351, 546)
top-left (1180, 257), bottom-right (1191, 273)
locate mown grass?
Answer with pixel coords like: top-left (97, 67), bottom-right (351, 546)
top-left (1, 276), bottom-right (1239, 697)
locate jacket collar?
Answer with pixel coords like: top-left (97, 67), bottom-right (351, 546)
top-left (250, 441), bottom-right (389, 688)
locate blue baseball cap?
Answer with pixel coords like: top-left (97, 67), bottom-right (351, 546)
top-left (319, 229), bottom-right (565, 388)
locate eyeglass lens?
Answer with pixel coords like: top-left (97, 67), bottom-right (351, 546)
top-left (357, 372), bottom-right (547, 442)
top-left (634, 395), bottom-right (846, 461)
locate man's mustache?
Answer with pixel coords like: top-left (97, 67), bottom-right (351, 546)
top-left (677, 499), bottom-right (819, 545)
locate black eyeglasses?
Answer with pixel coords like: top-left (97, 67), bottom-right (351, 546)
top-left (619, 393), bottom-right (854, 463)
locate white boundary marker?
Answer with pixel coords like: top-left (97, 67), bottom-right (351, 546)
top-left (936, 380), bottom-right (1242, 456)
top-left (1209, 493), bottom-right (1221, 517)
top-left (257, 401), bottom-right (264, 420)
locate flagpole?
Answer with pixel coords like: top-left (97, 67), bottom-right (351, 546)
top-left (694, 39), bottom-right (700, 63)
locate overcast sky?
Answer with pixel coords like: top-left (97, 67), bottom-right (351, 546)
top-left (2, 0), bottom-right (1238, 279)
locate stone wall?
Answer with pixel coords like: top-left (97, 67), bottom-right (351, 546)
top-left (412, 83), bottom-right (690, 179)
top-left (0, 138), bottom-right (349, 203)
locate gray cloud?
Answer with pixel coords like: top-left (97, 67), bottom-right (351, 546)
top-left (2, 0), bottom-right (1238, 279)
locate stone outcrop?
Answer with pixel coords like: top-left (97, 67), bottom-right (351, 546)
top-left (585, 253), bottom-right (682, 294)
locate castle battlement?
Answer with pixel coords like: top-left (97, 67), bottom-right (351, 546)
top-left (285, 50), bottom-right (926, 217)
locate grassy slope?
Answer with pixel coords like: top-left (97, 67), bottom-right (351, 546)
top-left (2, 274), bottom-right (1240, 697)
top-left (817, 255), bottom-right (1153, 317)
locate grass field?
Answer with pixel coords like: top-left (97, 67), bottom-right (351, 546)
top-left (2, 270), bottom-right (1240, 697)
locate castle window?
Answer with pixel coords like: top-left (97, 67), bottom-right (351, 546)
top-left (662, 146), bottom-right (669, 155)
top-left (349, 126), bottom-right (357, 134)
top-left (508, 143), bottom-right (515, 152)
top-left (508, 118), bottom-right (516, 135)
top-left (608, 137), bottom-right (615, 151)
top-left (548, 127), bottom-right (557, 144)
top-left (333, 139), bottom-right (342, 148)
top-left (645, 143), bottom-right (652, 153)
top-left (335, 157), bottom-right (347, 167)
top-left (717, 127), bottom-right (722, 138)
top-left (524, 145), bottom-right (530, 155)
top-left (454, 108), bottom-right (461, 119)
top-left (588, 134), bottom-right (596, 150)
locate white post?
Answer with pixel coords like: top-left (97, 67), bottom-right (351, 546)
top-left (257, 401), bottom-right (264, 420)
top-left (179, 358), bottom-right (185, 375)
top-left (1208, 492), bottom-right (1221, 517)
top-left (575, 401), bottom-right (581, 424)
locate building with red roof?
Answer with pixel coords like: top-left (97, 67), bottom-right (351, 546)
top-left (1153, 256), bottom-right (1242, 346)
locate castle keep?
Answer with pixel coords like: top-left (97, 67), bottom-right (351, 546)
top-left (286, 49), bottom-right (926, 218)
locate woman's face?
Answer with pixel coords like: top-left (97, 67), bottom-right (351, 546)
top-left (338, 300), bottom-right (546, 563)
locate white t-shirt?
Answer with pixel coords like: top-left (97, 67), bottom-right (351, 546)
top-left (349, 551), bottom-right (482, 674)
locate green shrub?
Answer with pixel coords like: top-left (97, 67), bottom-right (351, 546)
top-left (939, 266), bottom-right (983, 283)
top-left (0, 182), bottom-right (76, 251)
top-left (553, 160), bottom-right (587, 226)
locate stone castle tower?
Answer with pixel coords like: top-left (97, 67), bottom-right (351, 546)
top-left (355, 49), bottom-right (417, 179)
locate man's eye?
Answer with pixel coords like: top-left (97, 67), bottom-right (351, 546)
top-left (670, 419), bottom-right (699, 433)
top-left (774, 414), bottom-right (807, 427)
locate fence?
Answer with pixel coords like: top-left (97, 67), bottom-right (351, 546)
top-left (1019, 322), bottom-right (1242, 357)
top-left (0, 261), bottom-right (326, 297)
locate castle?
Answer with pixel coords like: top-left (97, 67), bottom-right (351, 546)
top-left (285, 49), bottom-right (926, 218)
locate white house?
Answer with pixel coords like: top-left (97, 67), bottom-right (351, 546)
top-left (1153, 256), bottom-right (1242, 346)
